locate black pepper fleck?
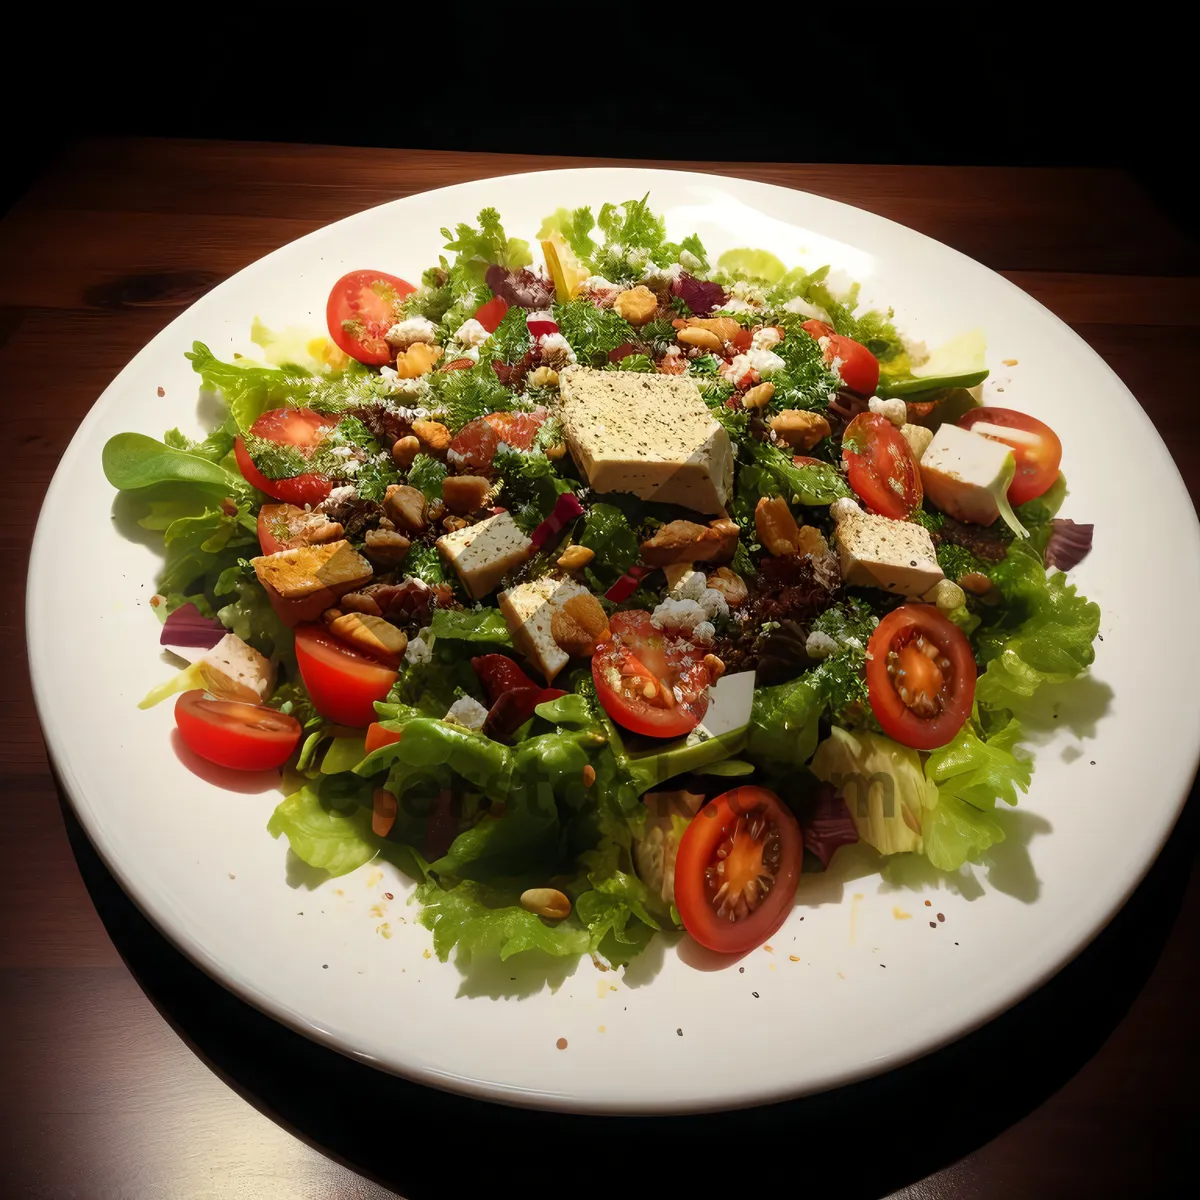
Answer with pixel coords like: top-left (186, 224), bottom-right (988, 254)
top-left (739, 966), bottom-right (745, 973)
top-left (929, 921), bottom-right (937, 928)
top-left (322, 964), bottom-right (328, 969)
top-left (676, 1028), bottom-right (683, 1037)
top-left (752, 991), bottom-right (760, 998)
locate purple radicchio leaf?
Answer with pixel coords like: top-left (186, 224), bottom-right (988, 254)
top-left (485, 265), bottom-right (556, 310)
top-left (801, 782), bottom-right (859, 869)
top-left (1044, 518), bottom-right (1094, 571)
top-left (160, 602), bottom-right (225, 663)
top-left (670, 272), bottom-right (727, 316)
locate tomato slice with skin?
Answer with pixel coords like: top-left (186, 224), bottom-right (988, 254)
top-left (484, 408), bottom-right (547, 451)
top-left (174, 690), bottom-right (301, 771)
top-left (294, 625), bottom-right (398, 728)
top-left (326, 269), bottom-right (416, 366)
top-left (442, 357), bottom-right (475, 372)
top-left (825, 333), bottom-right (880, 396)
top-left (448, 417), bottom-right (503, 473)
top-left (865, 605), bottom-right (976, 750)
top-left (959, 406), bottom-right (1063, 506)
top-left (801, 319), bottom-right (836, 340)
top-left (674, 787), bottom-right (803, 955)
top-left (591, 611), bottom-right (710, 738)
top-left (473, 295), bottom-right (509, 333)
top-left (841, 412), bottom-right (923, 519)
top-left (236, 408), bottom-right (335, 506)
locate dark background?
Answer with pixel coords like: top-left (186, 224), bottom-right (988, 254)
top-left (3, 31), bottom-right (1189, 228)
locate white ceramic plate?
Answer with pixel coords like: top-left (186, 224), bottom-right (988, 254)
top-left (28, 168), bottom-right (1200, 1114)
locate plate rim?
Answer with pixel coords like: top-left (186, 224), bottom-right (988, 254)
top-left (27, 165), bottom-right (1200, 1114)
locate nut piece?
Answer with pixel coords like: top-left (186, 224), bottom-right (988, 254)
top-left (519, 887), bottom-right (571, 921)
top-left (742, 381), bottom-right (775, 410)
top-left (640, 517), bottom-right (740, 566)
top-left (676, 326), bottom-right (723, 352)
top-left (325, 611), bottom-right (408, 668)
top-left (393, 343), bottom-right (442, 379)
top-left (340, 591), bottom-right (383, 617)
top-left (770, 409), bottom-right (832, 450)
top-left (755, 495), bottom-right (804, 556)
top-left (411, 419), bottom-right (451, 455)
top-left (363, 529), bottom-right (411, 565)
top-left (582, 764), bottom-right (596, 787)
top-left (703, 653), bottom-right (726, 682)
top-left (557, 544), bottom-right (596, 570)
top-left (550, 593), bottom-right (611, 657)
top-left (391, 435), bottom-right (420, 469)
top-left (706, 566), bottom-right (748, 607)
top-left (383, 484), bottom-right (427, 532)
top-left (796, 525), bottom-right (830, 557)
top-left (441, 474), bottom-right (492, 515)
top-left (529, 365), bottom-right (560, 389)
top-left (426, 498), bottom-right (445, 522)
top-left (957, 571), bottom-right (998, 602)
top-left (684, 316), bottom-right (742, 345)
top-left (442, 515), bottom-right (470, 533)
top-left (613, 284), bottom-right (658, 326)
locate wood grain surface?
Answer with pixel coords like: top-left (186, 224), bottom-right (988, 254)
top-left (1, 139), bottom-right (1196, 1200)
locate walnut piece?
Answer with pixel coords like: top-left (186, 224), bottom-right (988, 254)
top-left (392, 343), bottom-right (442, 379)
top-left (363, 529), bottom-right (411, 565)
top-left (706, 566), bottom-right (748, 607)
top-left (640, 518), bottom-right (739, 566)
top-left (742, 381), bottom-right (775, 411)
top-left (411, 419), bottom-right (451, 455)
top-left (391, 435), bottom-right (420, 469)
top-left (441, 475), bottom-right (492, 515)
top-left (770, 409), bottom-right (832, 450)
top-left (382, 484), bottom-right (427, 533)
top-left (676, 327), bottom-right (722, 352)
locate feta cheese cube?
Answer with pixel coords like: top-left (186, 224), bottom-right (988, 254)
top-left (199, 633), bottom-right (276, 704)
top-left (497, 575), bottom-right (589, 683)
top-left (558, 368), bottom-right (733, 514)
top-left (436, 511), bottom-right (531, 601)
top-left (834, 510), bottom-right (943, 597)
top-left (920, 424), bottom-right (1025, 532)
top-left (443, 695), bottom-right (490, 731)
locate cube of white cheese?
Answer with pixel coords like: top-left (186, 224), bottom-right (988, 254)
top-left (497, 575), bottom-right (589, 683)
top-left (692, 670), bottom-right (755, 740)
top-left (199, 634), bottom-right (276, 704)
top-left (443, 695), bottom-right (490, 731)
top-left (436, 511), bottom-right (531, 600)
top-left (558, 368), bottom-right (733, 513)
top-left (919, 424), bottom-right (1020, 529)
top-left (834, 511), bottom-right (943, 598)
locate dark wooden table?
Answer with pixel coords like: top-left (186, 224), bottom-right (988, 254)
top-left (1, 140), bottom-right (1196, 1199)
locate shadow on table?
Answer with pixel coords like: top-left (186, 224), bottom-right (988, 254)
top-left (59, 777), bottom-right (1197, 1200)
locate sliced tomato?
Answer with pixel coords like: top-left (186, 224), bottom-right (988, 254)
top-left (866, 605), bottom-right (976, 750)
top-left (365, 722), bottom-right (403, 754)
top-left (448, 417), bottom-right (503, 472)
top-left (174, 690), bottom-right (301, 771)
top-left (526, 316), bottom-right (559, 339)
top-left (235, 407), bottom-right (334, 506)
top-left (592, 611), bottom-right (710, 738)
top-left (959, 407), bottom-right (1063, 506)
top-left (825, 334), bottom-right (880, 396)
top-left (326, 269), bottom-right (416, 366)
top-left (674, 787), bottom-right (803, 955)
top-left (731, 326), bottom-right (753, 352)
top-left (484, 408), bottom-right (547, 451)
top-left (801, 319), bottom-right (836, 340)
top-left (442, 357), bottom-right (475, 371)
top-left (294, 625), bottom-right (398, 728)
top-left (841, 412), bottom-right (923, 519)
top-left (473, 294), bottom-right (509, 334)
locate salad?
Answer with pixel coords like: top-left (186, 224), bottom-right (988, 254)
top-left (102, 197), bottom-right (1100, 967)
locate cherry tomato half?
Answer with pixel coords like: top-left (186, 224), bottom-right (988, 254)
top-left (825, 333), bottom-right (880, 396)
top-left (801, 319), bottom-right (836, 340)
top-left (174, 690), bottom-right (301, 771)
top-left (959, 407), bottom-right (1063, 506)
top-left (294, 625), bottom-right (398, 728)
top-left (484, 408), bottom-right (547, 451)
top-left (591, 611), bottom-right (710, 738)
top-left (674, 786), bottom-right (803, 955)
top-left (473, 294), bottom-right (509, 334)
top-left (865, 605), bottom-right (976, 750)
top-left (841, 412), bottom-right (923, 519)
top-left (326, 269), bottom-right (416, 366)
top-left (235, 407), bottom-right (334, 506)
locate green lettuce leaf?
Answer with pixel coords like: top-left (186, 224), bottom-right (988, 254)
top-left (266, 785), bottom-right (379, 877)
top-left (537, 207), bottom-right (600, 263)
top-left (577, 502), bottom-right (638, 589)
top-left (428, 607), bottom-right (512, 646)
top-left (102, 432), bottom-right (250, 497)
top-left (746, 673), bottom-right (823, 772)
top-left (922, 794), bottom-right (1006, 872)
top-left (217, 578), bottom-right (295, 664)
top-left (736, 440), bottom-right (851, 514)
top-left (925, 714), bottom-right (1032, 810)
top-left (441, 207), bottom-right (532, 280)
top-left (552, 300), bottom-right (636, 366)
top-left (975, 540), bottom-right (1101, 708)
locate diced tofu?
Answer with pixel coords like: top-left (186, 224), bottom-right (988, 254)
top-left (199, 634), bottom-right (275, 704)
top-left (834, 510), bottom-right (943, 597)
top-left (919, 424), bottom-right (1024, 532)
top-left (497, 575), bottom-right (589, 683)
top-left (898, 423), bottom-right (933, 461)
top-left (251, 540), bottom-right (373, 626)
top-left (558, 367), bottom-right (733, 513)
top-left (436, 511), bottom-right (532, 600)
top-left (693, 671), bottom-right (755, 740)
top-left (443, 695), bottom-right (490, 731)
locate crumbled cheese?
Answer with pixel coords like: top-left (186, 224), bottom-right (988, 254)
top-left (751, 326), bottom-right (782, 352)
top-left (443, 695), bottom-right (489, 731)
top-left (724, 353), bottom-right (753, 381)
top-left (669, 569), bottom-right (707, 602)
top-left (697, 588), bottom-right (729, 622)
top-left (404, 636), bottom-right (432, 665)
top-left (378, 366), bottom-right (430, 397)
top-left (729, 280), bottom-right (766, 306)
top-left (805, 630), bottom-right (839, 660)
top-left (453, 318), bottom-right (490, 348)
top-left (783, 296), bottom-right (831, 321)
top-left (642, 262), bottom-right (683, 288)
top-left (868, 396), bottom-right (908, 427)
top-left (650, 598), bottom-right (708, 635)
top-left (318, 485), bottom-right (356, 512)
top-left (693, 621), bottom-right (716, 643)
top-left (720, 298), bottom-right (756, 313)
top-left (745, 348), bottom-right (785, 377)
top-left (830, 497), bottom-right (862, 524)
top-left (580, 276), bottom-right (619, 298)
top-left (385, 317), bottom-right (438, 349)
